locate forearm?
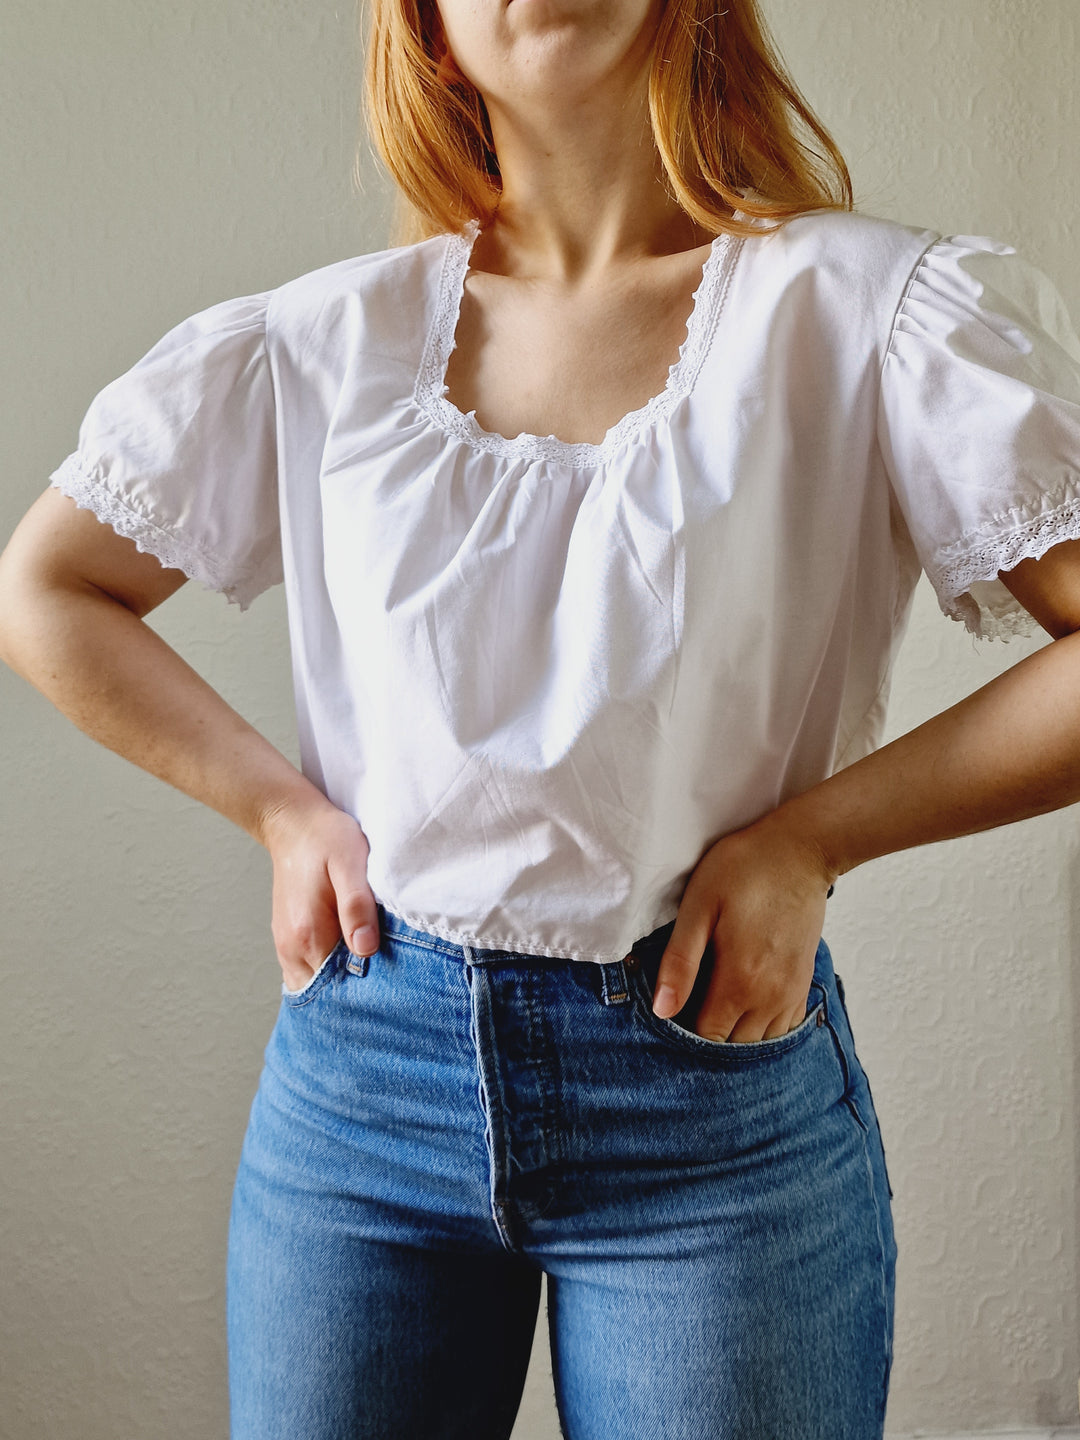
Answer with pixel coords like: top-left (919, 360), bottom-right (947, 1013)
top-left (0, 578), bottom-right (330, 847)
top-left (767, 628), bottom-right (1080, 880)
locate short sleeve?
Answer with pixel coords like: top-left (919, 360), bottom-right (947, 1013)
top-left (49, 291), bottom-right (282, 611)
top-left (877, 234), bottom-right (1080, 640)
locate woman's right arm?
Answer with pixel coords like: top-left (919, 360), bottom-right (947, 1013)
top-left (0, 487), bottom-right (380, 988)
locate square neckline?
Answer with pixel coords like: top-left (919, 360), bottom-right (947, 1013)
top-left (413, 219), bottom-right (745, 468)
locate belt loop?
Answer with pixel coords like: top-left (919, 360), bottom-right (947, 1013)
top-left (600, 958), bottom-right (630, 1006)
top-left (345, 951), bottom-right (370, 977)
top-left (462, 942), bottom-right (475, 967)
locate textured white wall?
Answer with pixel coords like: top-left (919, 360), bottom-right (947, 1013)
top-left (0, 1), bottom-right (1077, 1437)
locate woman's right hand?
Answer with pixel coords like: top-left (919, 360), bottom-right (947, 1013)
top-left (0, 491), bottom-right (382, 997)
top-left (259, 796), bottom-right (381, 992)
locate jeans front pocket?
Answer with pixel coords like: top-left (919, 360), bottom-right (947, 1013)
top-left (626, 940), bottom-right (827, 1063)
top-left (281, 939), bottom-right (348, 1007)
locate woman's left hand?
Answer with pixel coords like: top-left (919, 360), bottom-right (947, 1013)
top-left (653, 815), bottom-right (836, 1042)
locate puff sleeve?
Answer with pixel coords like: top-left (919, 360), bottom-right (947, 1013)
top-left (48, 291), bottom-right (282, 611)
top-left (877, 234), bottom-right (1080, 640)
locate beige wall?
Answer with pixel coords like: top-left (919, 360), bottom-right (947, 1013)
top-left (1, 1), bottom-right (1077, 1435)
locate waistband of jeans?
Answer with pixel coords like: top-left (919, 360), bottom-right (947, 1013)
top-left (374, 903), bottom-right (677, 966)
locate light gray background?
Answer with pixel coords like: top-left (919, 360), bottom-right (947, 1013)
top-left (1, 1), bottom-right (1078, 1436)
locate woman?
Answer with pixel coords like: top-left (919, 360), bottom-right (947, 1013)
top-left (2, 0), bottom-right (1079, 1433)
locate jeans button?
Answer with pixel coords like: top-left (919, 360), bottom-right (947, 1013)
top-left (624, 953), bottom-right (639, 972)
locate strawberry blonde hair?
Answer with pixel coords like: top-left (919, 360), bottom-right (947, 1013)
top-left (362, 0), bottom-right (852, 243)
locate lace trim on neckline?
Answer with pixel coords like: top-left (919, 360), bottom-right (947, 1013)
top-left (929, 477), bottom-right (1080, 640)
top-left (413, 219), bottom-right (743, 468)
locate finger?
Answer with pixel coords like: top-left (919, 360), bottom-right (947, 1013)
top-left (727, 1000), bottom-right (810, 1044)
top-left (278, 918), bottom-right (340, 991)
top-left (280, 948), bottom-right (329, 994)
top-left (328, 837), bottom-right (380, 956)
top-left (760, 1010), bottom-right (800, 1041)
top-left (281, 948), bottom-right (332, 994)
top-left (653, 903), bottom-right (716, 1018)
top-left (698, 979), bottom-right (809, 1042)
top-left (695, 1008), bottom-right (742, 1043)
top-left (693, 948), bottom-right (752, 1040)
top-left (721, 1007), bottom-right (795, 1043)
top-left (282, 964), bottom-right (313, 993)
top-left (784, 1000), bottom-right (811, 1034)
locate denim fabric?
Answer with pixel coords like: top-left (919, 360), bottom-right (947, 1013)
top-left (227, 907), bottom-right (896, 1439)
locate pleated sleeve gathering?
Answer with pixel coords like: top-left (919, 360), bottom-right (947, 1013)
top-left (49, 292), bottom-right (282, 611)
top-left (878, 234), bottom-right (1080, 640)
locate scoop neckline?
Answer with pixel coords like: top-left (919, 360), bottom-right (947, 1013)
top-left (413, 219), bottom-right (744, 468)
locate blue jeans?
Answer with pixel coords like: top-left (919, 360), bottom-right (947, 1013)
top-left (227, 907), bottom-right (896, 1439)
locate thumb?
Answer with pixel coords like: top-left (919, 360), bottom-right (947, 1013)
top-left (652, 895), bottom-right (716, 1018)
top-left (327, 834), bottom-right (380, 957)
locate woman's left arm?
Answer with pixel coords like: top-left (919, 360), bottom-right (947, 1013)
top-left (656, 538), bottom-right (1080, 1043)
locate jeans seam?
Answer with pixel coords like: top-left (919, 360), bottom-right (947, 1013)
top-left (547, 1281), bottom-right (573, 1440)
top-left (856, 1115), bottom-right (894, 1427)
top-left (825, 1000), bottom-right (894, 1426)
top-left (822, 997), bottom-right (854, 1100)
top-left (465, 963), bottom-right (520, 1255)
top-left (383, 929), bottom-right (454, 958)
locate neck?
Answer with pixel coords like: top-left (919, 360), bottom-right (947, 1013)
top-left (481, 92), bottom-right (718, 281)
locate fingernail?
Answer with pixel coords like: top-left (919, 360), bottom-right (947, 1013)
top-left (351, 925), bottom-right (379, 956)
top-left (653, 983), bottom-right (680, 1018)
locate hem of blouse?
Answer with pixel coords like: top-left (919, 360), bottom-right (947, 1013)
top-left (372, 899), bottom-right (681, 964)
top-left (412, 222), bottom-right (745, 468)
top-left (49, 451), bottom-right (260, 611)
top-left (928, 475), bottom-right (1080, 640)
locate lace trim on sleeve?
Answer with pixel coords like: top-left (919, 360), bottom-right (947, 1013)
top-left (927, 476), bottom-right (1080, 640)
top-left (48, 451), bottom-right (263, 611)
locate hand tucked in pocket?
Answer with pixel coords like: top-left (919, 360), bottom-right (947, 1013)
top-left (654, 814), bottom-right (836, 1043)
top-left (260, 794), bottom-right (381, 994)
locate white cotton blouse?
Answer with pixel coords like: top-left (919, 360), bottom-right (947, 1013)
top-left (50, 209), bottom-right (1080, 963)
